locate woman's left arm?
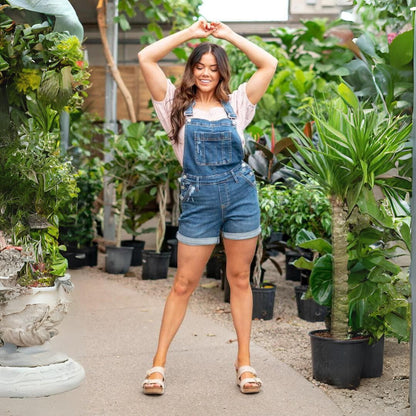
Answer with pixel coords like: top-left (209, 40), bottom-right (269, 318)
top-left (211, 22), bottom-right (277, 105)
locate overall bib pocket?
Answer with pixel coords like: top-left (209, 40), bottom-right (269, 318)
top-left (194, 130), bottom-right (232, 166)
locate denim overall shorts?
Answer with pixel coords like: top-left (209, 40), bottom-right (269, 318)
top-left (176, 100), bottom-right (261, 246)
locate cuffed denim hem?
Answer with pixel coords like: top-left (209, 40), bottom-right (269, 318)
top-left (177, 232), bottom-right (220, 246)
top-left (223, 226), bottom-right (261, 241)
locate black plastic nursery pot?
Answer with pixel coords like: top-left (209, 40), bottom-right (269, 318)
top-left (142, 250), bottom-right (171, 280)
top-left (285, 249), bottom-right (302, 281)
top-left (105, 246), bottom-right (133, 274)
top-left (361, 336), bottom-right (384, 378)
top-left (121, 240), bottom-right (145, 266)
top-left (285, 249), bottom-right (313, 281)
top-left (223, 266), bottom-right (266, 304)
top-left (206, 254), bottom-right (225, 280)
top-left (309, 329), bottom-right (369, 389)
top-left (224, 275), bottom-right (230, 303)
top-left (84, 244), bottom-right (98, 267)
top-left (166, 239), bottom-right (178, 268)
top-left (162, 224), bottom-right (179, 251)
top-left (63, 244), bottom-right (98, 269)
top-left (252, 283), bottom-right (276, 321)
top-left (294, 285), bottom-right (328, 322)
top-left (62, 250), bottom-right (86, 269)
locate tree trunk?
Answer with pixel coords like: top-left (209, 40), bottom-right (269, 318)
top-left (115, 182), bottom-right (126, 247)
top-left (252, 235), bottom-right (263, 288)
top-left (155, 181), bottom-right (169, 253)
top-left (171, 186), bottom-right (180, 227)
top-left (96, 0), bottom-right (137, 123)
top-left (330, 196), bottom-right (349, 339)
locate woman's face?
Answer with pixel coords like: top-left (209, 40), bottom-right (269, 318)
top-left (192, 52), bottom-right (220, 94)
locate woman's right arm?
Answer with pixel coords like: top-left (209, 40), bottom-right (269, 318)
top-left (138, 20), bottom-right (215, 101)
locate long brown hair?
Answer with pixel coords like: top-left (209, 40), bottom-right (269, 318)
top-left (170, 42), bottom-right (231, 143)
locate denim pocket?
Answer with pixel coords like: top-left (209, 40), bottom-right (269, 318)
top-left (179, 178), bottom-right (196, 203)
top-left (239, 165), bottom-right (257, 188)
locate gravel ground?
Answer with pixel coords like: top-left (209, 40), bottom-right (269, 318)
top-left (93, 251), bottom-right (411, 416)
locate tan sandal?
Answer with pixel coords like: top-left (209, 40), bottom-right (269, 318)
top-left (142, 366), bottom-right (165, 395)
top-left (236, 365), bottom-right (262, 394)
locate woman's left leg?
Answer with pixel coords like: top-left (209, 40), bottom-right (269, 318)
top-left (223, 236), bottom-right (261, 390)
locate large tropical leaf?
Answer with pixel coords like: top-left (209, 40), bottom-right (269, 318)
top-left (389, 29), bottom-right (413, 68)
top-left (309, 253), bottom-right (333, 307)
top-left (6, 0), bottom-right (84, 41)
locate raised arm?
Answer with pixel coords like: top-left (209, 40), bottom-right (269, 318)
top-left (138, 20), bottom-right (216, 101)
top-left (211, 22), bottom-right (278, 105)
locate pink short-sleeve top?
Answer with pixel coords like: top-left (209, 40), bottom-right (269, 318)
top-left (152, 79), bottom-right (256, 166)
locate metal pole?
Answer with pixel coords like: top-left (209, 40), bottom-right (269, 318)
top-left (103, 0), bottom-right (118, 242)
top-left (410, 7), bottom-right (416, 415)
top-left (59, 110), bottom-right (69, 154)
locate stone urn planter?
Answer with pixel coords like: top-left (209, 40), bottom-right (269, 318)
top-left (0, 274), bottom-right (85, 397)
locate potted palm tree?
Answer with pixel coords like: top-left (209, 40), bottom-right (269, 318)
top-left (290, 85), bottom-right (411, 388)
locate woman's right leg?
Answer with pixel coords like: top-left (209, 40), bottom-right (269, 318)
top-left (145, 242), bottom-right (215, 384)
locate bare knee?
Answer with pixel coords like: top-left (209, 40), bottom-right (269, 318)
top-left (227, 270), bottom-right (250, 291)
top-left (172, 274), bottom-right (197, 297)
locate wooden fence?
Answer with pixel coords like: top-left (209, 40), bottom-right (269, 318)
top-left (83, 64), bottom-right (184, 121)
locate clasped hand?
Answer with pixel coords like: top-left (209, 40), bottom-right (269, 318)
top-left (189, 18), bottom-right (232, 40)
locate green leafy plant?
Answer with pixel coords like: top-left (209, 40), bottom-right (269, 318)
top-left (0, 6), bottom-right (89, 134)
top-left (116, 0), bottom-right (202, 41)
top-left (123, 190), bottom-right (156, 241)
top-left (144, 123), bottom-right (181, 254)
top-left (272, 179), bottom-right (332, 248)
top-left (342, 30), bottom-right (413, 116)
top-left (59, 111), bottom-right (104, 248)
top-left (295, 218), bottom-right (411, 343)
top-left (59, 159), bottom-right (103, 248)
top-left (245, 125), bottom-right (296, 287)
top-left (223, 20), bottom-right (346, 140)
top-left (290, 85), bottom-right (411, 340)
top-left (104, 121), bottom-right (155, 248)
top-left (271, 19), bottom-right (355, 80)
top-left (251, 184), bottom-right (285, 288)
top-left (352, 0), bottom-right (413, 36)
top-left (245, 125), bottom-right (297, 185)
top-left (0, 121), bottom-right (78, 285)
top-left (0, 0), bottom-right (87, 287)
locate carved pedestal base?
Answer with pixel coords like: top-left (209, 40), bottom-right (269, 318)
top-left (0, 343), bottom-right (85, 398)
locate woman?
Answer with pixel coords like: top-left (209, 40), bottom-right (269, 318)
top-left (138, 19), bottom-right (277, 395)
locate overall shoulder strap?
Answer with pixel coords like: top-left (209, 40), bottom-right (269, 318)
top-left (222, 100), bottom-right (237, 120)
top-left (184, 101), bottom-right (195, 117)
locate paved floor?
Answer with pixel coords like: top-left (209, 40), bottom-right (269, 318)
top-left (1, 268), bottom-right (343, 416)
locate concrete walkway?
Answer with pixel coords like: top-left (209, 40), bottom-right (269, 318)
top-left (1, 268), bottom-right (343, 416)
